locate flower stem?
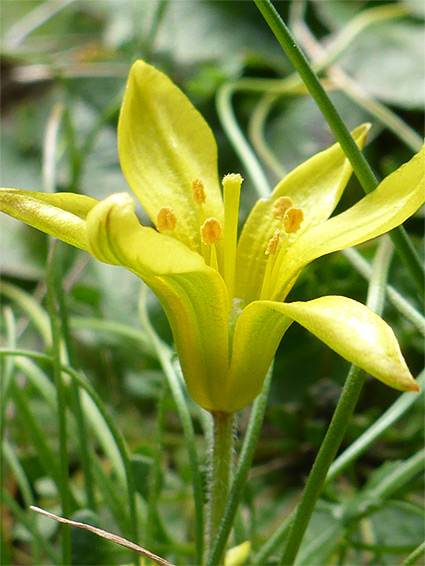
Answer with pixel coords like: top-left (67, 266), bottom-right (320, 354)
top-left (208, 411), bottom-right (235, 564)
top-left (254, 0), bottom-right (425, 297)
top-left (208, 365), bottom-right (273, 566)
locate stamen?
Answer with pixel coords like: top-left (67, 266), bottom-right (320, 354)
top-left (266, 229), bottom-right (281, 255)
top-left (157, 206), bottom-right (177, 232)
top-left (201, 217), bottom-right (223, 245)
top-left (192, 178), bottom-right (206, 205)
top-left (223, 173), bottom-right (243, 301)
top-left (261, 230), bottom-right (281, 299)
top-left (201, 218), bottom-right (222, 272)
top-left (284, 207), bottom-right (304, 233)
top-left (273, 196), bottom-right (293, 220)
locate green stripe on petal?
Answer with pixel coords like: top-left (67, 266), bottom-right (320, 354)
top-left (226, 301), bottom-right (293, 413)
top-left (153, 274), bottom-right (230, 412)
top-left (0, 188), bottom-right (98, 249)
top-left (235, 125), bottom-right (369, 304)
top-left (86, 192), bottom-right (230, 412)
top-left (272, 146), bottom-right (425, 299)
top-left (118, 60), bottom-right (224, 254)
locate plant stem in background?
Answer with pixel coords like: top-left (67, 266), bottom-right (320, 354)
top-left (281, 366), bottom-right (366, 564)
top-left (281, 235), bottom-right (394, 563)
top-left (254, 0), bottom-right (425, 297)
top-left (208, 412), bottom-right (236, 564)
top-left (46, 241), bottom-right (72, 565)
top-left (402, 541), bottom-right (425, 566)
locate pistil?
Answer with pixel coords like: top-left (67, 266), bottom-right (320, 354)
top-left (223, 173), bottom-right (243, 301)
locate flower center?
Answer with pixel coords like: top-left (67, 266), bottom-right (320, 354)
top-left (193, 173), bottom-right (243, 301)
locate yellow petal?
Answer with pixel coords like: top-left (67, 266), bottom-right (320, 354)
top-left (118, 60), bottom-right (224, 254)
top-left (0, 188), bottom-right (98, 249)
top-left (235, 125), bottom-right (369, 304)
top-left (86, 193), bottom-right (230, 412)
top-left (225, 541), bottom-right (251, 566)
top-left (228, 296), bottom-right (418, 412)
top-left (273, 296), bottom-right (419, 392)
top-left (272, 146), bottom-right (425, 299)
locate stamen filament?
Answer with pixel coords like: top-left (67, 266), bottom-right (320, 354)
top-left (260, 252), bottom-right (277, 300)
top-left (201, 217), bottom-right (223, 271)
top-left (260, 229), bottom-right (280, 300)
top-left (223, 173), bottom-right (243, 300)
top-left (210, 244), bottom-right (219, 272)
top-left (192, 179), bottom-right (208, 262)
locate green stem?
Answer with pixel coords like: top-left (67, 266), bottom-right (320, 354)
top-left (328, 369), bottom-right (425, 482)
top-left (55, 252), bottom-right (96, 511)
top-left (254, 0), bottom-right (425, 297)
top-left (208, 411), bottom-right (235, 564)
top-left (402, 541), bottom-right (425, 566)
top-left (281, 366), bottom-right (366, 564)
top-left (146, 383), bottom-right (167, 547)
top-left (208, 365), bottom-right (273, 566)
top-left (46, 241), bottom-right (72, 565)
top-left (280, 235), bottom-right (393, 564)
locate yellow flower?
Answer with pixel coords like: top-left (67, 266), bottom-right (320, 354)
top-left (1, 61), bottom-right (423, 413)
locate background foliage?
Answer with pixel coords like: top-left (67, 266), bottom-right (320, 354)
top-left (1, 1), bottom-right (424, 565)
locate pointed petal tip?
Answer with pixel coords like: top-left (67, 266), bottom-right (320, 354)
top-left (404, 378), bottom-right (420, 393)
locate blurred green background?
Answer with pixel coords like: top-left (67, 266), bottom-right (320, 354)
top-left (1, 1), bottom-right (424, 564)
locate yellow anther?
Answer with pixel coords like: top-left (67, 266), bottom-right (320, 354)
top-left (157, 206), bottom-right (177, 232)
top-left (273, 196), bottom-right (294, 220)
top-left (284, 207), bottom-right (304, 233)
top-left (201, 217), bottom-right (223, 245)
top-left (192, 178), bottom-right (206, 205)
top-left (266, 229), bottom-right (281, 255)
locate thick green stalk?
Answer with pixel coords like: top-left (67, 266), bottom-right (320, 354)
top-left (254, 0), bottom-right (425, 296)
top-left (208, 412), bottom-right (235, 564)
top-left (207, 366), bottom-right (273, 565)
